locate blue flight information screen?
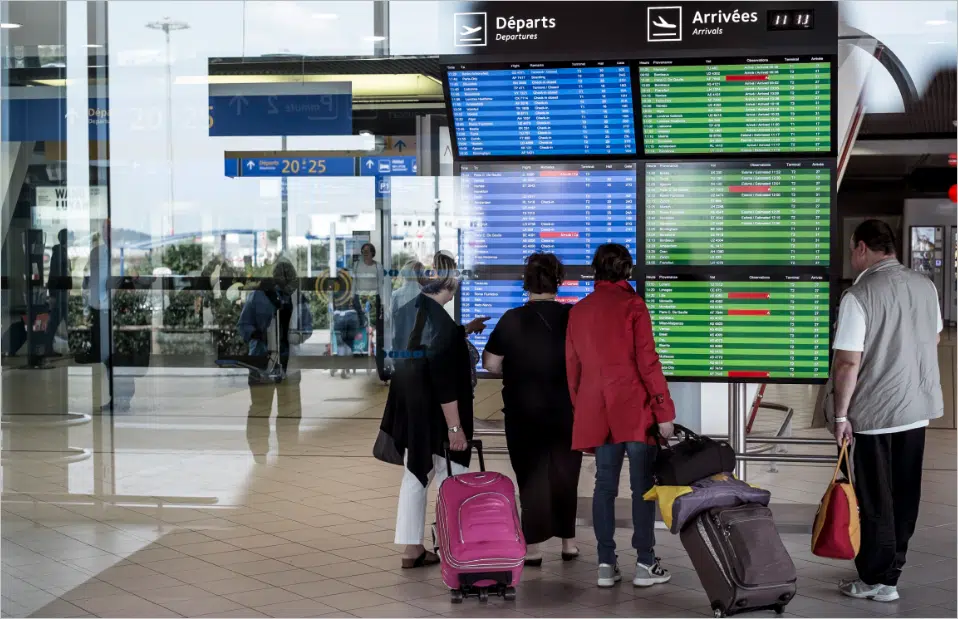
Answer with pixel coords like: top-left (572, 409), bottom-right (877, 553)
top-left (460, 279), bottom-right (595, 369)
top-left (459, 162), bottom-right (638, 268)
top-left (446, 60), bottom-right (637, 157)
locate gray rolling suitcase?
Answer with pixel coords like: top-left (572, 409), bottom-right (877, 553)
top-left (680, 504), bottom-right (797, 617)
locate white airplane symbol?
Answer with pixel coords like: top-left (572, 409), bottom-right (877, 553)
top-left (653, 15), bottom-right (677, 28)
top-left (460, 25), bottom-right (483, 36)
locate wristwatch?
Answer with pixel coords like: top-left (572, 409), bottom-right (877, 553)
top-left (448, 425), bottom-right (461, 434)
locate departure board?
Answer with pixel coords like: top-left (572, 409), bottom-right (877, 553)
top-left (645, 161), bottom-right (831, 266)
top-left (460, 279), bottom-right (594, 370)
top-left (639, 57), bottom-right (832, 155)
top-left (447, 61), bottom-right (637, 157)
top-left (459, 162), bottom-right (637, 267)
top-left (645, 276), bottom-right (830, 381)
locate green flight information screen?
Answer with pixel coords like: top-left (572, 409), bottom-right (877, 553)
top-left (645, 276), bottom-right (830, 381)
top-left (639, 57), bottom-right (833, 155)
top-left (645, 160), bottom-right (832, 266)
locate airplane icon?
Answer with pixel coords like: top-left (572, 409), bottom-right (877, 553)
top-left (454, 12), bottom-right (487, 47)
top-left (647, 6), bottom-right (682, 42)
top-left (459, 24), bottom-right (483, 41)
top-left (652, 16), bottom-right (676, 30)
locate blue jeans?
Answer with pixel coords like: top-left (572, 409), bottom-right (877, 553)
top-left (593, 441), bottom-right (657, 566)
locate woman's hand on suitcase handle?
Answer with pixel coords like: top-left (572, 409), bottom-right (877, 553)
top-left (448, 428), bottom-right (468, 451)
top-left (658, 421), bottom-right (675, 440)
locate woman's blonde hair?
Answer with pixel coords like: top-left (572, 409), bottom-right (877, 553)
top-left (419, 251), bottom-right (458, 294)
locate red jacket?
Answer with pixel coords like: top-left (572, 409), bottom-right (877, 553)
top-left (566, 280), bottom-right (675, 451)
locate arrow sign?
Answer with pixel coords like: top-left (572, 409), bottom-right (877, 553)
top-left (64, 108), bottom-right (77, 123)
top-left (365, 160), bottom-right (374, 169)
top-left (395, 139), bottom-right (406, 152)
top-left (229, 95), bottom-right (249, 115)
top-left (246, 160), bottom-right (255, 170)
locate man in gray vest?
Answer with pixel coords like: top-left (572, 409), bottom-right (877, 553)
top-left (830, 219), bottom-right (943, 603)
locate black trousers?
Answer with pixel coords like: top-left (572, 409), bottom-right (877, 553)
top-left (505, 417), bottom-right (582, 545)
top-left (849, 427), bottom-right (926, 587)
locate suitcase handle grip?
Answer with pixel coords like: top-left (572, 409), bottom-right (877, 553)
top-left (442, 439), bottom-right (485, 477)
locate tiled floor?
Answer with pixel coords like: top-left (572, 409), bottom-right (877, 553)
top-left (2, 363), bottom-right (956, 618)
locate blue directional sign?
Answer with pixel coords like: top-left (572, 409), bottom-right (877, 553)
top-left (3, 96), bottom-right (110, 142)
top-left (208, 83), bottom-right (353, 137)
top-left (224, 156), bottom-right (355, 178)
top-left (360, 156), bottom-right (418, 197)
top-left (360, 156), bottom-right (418, 177)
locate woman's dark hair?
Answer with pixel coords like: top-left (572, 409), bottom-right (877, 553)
top-left (852, 219), bottom-right (897, 255)
top-left (591, 243), bottom-right (633, 282)
top-left (523, 252), bottom-right (564, 294)
top-left (360, 242), bottom-right (376, 258)
top-left (419, 251), bottom-right (458, 294)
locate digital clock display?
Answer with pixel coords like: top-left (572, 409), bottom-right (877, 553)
top-left (768, 9), bottom-right (814, 31)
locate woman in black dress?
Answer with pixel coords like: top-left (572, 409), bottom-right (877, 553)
top-left (482, 253), bottom-right (582, 565)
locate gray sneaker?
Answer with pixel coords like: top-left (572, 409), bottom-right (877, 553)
top-left (597, 563), bottom-right (622, 588)
top-left (839, 579), bottom-right (899, 602)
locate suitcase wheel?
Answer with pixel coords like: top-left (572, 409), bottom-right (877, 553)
top-left (773, 604), bottom-right (786, 615)
top-left (712, 604), bottom-right (726, 618)
top-left (478, 588), bottom-right (489, 603)
top-left (503, 586), bottom-right (516, 601)
top-left (450, 589), bottom-right (463, 604)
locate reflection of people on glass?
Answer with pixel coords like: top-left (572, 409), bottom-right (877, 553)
top-left (354, 242), bottom-right (387, 379)
top-left (45, 229), bottom-right (71, 356)
top-left (238, 260), bottom-right (312, 462)
top-left (330, 268), bottom-right (366, 379)
top-left (390, 260), bottom-right (424, 354)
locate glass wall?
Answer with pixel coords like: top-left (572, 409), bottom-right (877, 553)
top-left (0, 0), bottom-right (466, 502)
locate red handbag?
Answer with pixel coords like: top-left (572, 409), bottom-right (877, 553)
top-left (811, 441), bottom-right (860, 559)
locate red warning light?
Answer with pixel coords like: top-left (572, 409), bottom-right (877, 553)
top-left (949, 185), bottom-right (957, 203)
top-left (949, 153), bottom-right (957, 167)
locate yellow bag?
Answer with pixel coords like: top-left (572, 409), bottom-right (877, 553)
top-left (811, 442), bottom-right (860, 559)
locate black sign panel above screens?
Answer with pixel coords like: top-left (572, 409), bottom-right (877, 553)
top-left (439, 2), bottom-right (838, 58)
top-left (445, 60), bottom-right (637, 158)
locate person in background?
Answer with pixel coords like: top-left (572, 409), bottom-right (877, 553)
top-left (383, 252), bottom-right (489, 569)
top-left (238, 260), bottom-right (313, 462)
top-left (354, 243), bottom-right (386, 379)
top-left (45, 229), bottom-right (71, 356)
top-left (330, 267), bottom-right (365, 379)
top-left (566, 243), bottom-right (675, 589)
top-left (829, 220), bottom-right (943, 603)
top-left (482, 253), bottom-right (582, 566)
top-left (390, 259), bottom-right (424, 355)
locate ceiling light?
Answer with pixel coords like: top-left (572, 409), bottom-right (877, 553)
top-left (312, 13), bottom-right (339, 20)
top-left (86, 43), bottom-right (103, 48)
top-left (926, 19), bottom-right (950, 26)
top-left (0, 23), bottom-right (22, 29)
top-left (364, 35), bottom-right (387, 42)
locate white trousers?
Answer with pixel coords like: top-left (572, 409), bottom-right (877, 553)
top-left (395, 453), bottom-right (468, 545)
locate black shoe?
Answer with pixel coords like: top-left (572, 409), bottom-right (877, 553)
top-left (561, 549), bottom-right (580, 562)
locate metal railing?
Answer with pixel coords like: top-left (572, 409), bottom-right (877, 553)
top-left (472, 392), bottom-right (837, 477)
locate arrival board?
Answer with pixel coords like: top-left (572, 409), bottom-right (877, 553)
top-left (459, 162), bottom-right (638, 268)
top-left (447, 61), bottom-right (637, 157)
top-left (459, 279), bottom-right (595, 369)
top-left (645, 160), bottom-right (831, 266)
top-left (639, 57), bottom-right (832, 155)
top-left (645, 275), bottom-right (830, 381)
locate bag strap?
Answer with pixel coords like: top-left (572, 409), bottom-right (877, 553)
top-left (831, 440), bottom-right (850, 485)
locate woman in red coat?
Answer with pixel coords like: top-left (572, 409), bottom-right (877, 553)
top-left (566, 244), bottom-right (676, 589)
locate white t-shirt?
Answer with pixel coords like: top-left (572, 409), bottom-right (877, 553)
top-left (833, 270), bottom-right (943, 435)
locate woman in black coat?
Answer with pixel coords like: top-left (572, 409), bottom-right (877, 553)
top-left (482, 253), bottom-right (582, 565)
top-left (380, 252), bottom-right (488, 568)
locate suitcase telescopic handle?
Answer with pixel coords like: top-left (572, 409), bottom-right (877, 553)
top-left (442, 439), bottom-right (485, 477)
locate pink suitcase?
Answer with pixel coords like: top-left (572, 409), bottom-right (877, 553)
top-left (435, 441), bottom-right (525, 603)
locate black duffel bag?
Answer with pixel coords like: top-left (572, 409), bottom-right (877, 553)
top-left (653, 423), bottom-right (736, 486)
